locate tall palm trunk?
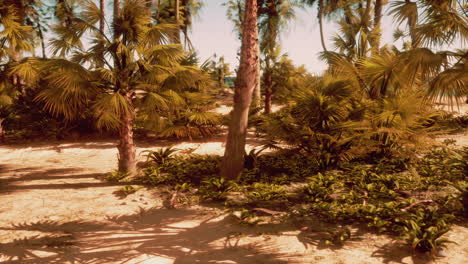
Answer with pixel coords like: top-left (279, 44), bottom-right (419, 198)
top-left (252, 44), bottom-right (262, 109)
top-left (263, 69), bottom-right (272, 114)
top-left (174, 0), bottom-right (181, 43)
top-left (97, 0), bottom-right (105, 67)
top-left (372, 0), bottom-right (382, 55)
top-left (113, 0), bottom-right (136, 175)
top-left (221, 0), bottom-right (259, 180)
top-left (114, 0), bottom-right (120, 37)
top-left (100, 0), bottom-right (105, 33)
top-left (154, 0), bottom-right (159, 19)
top-left (318, 0), bottom-right (327, 52)
top-left (117, 94), bottom-right (137, 174)
top-left (405, 0), bottom-right (418, 48)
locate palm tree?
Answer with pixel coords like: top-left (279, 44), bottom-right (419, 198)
top-left (156, 0), bottom-right (204, 49)
top-left (389, 0), bottom-right (419, 48)
top-left (0, 2), bottom-right (34, 143)
top-left (13, 0), bottom-right (207, 174)
top-left (221, 0), bottom-right (259, 180)
top-left (258, 0), bottom-right (296, 113)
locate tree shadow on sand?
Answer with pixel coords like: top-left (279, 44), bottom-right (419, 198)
top-left (371, 241), bottom-right (435, 264)
top-left (0, 207), bottom-right (304, 264)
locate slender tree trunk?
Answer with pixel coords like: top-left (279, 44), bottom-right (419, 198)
top-left (221, 0), bottom-right (259, 180)
top-left (318, 0), bottom-right (327, 52)
top-left (117, 94), bottom-right (137, 174)
top-left (405, 0), bottom-right (418, 48)
top-left (154, 0), bottom-right (160, 19)
top-left (114, 0), bottom-right (120, 37)
top-left (38, 25), bottom-right (46, 58)
top-left (174, 0), bottom-right (181, 43)
top-left (252, 44), bottom-right (262, 109)
top-left (0, 118), bottom-right (5, 144)
top-left (100, 0), bottom-right (105, 33)
top-left (97, 0), bottom-right (105, 67)
top-left (264, 70), bottom-right (272, 114)
top-left (372, 0), bottom-right (382, 55)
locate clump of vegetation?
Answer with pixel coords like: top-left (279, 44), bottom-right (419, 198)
top-left (397, 207), bottom-right (455, 253)
top-left (142, 147), bottom-right (179, 166)
top-left (325, 226), bottom-right (352, 246)
top-left (246, 183), bottom-right (287, 202)
top-left (138, 154), bottom-right (222, 186)
top-left (199, 177), bottom-right (235, 201)
top-left (104, 171), bottom-right (129, 182)
top-left (114, 185), bottom-right (139, 198)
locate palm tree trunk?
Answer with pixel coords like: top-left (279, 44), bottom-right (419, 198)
top-left (154, 0), bottom-right (159, 19)
top-left (117, 94), bottom-right (137, 174)
top-left (318, 0), bottom-right (327, 52)
top-left (100, 0), bottom-right (105, 33)
top-left (0, 118), bottom-right (5, 144)
top-left (252, 44), bottom-right (262, 109)
top-left (174, 0), bottom-right (181, 43)
top-left (405, 0), bottom-right (418, 48)
top-left (264, 70), bottom-right (272, 114)
top-left (221, 0), bottom-right (259, 180)
top-left (114, 0), bottom-right (120, 37)
top-left (96, 0), bottom-right (105, 67)
top-left (372, 0), bottom-right (382, 55)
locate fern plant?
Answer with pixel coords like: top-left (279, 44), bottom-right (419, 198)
top-left (397, 207), bottom-right (455, 253)
top-left (142, 147), bottom-right (179, 165)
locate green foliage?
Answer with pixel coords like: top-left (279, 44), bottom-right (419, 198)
top-left (142, 147), bottom-right (179, 165)
top-left (160, 154), bottom-right (221, 184)
top-left (246, 183), bottom-right (286, 202)
top-left (139, 154), bottom-right (221, 186)
top-left (416, 146), bottom-right (467, 188)
top-left (260, 77), bottom-right (366, 170)
top-left (397, 208), bottom-right (455, 253)
top-left (325, 226), bottom-right (352, 246)
top-left (244, 148), bottom-right (264, 170)
top-left (199, 177), bottom-right (235, 201)
top-left (239, 152), bottom-right (319, 185)
top-left (303, 173), bottom-right (335, 202)
top-left (114, 185), bottom-right (138, 198)
top-left (104, 171), bottom-right (129, 182)
top-left (139, 167), bottom-right (170, 186)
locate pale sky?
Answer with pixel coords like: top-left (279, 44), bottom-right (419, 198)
top-left (190, 0), bottom-right (403, 74)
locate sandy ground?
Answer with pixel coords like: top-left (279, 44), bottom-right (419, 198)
top-left (1, 134), bottom-right (467, 264)
top-left (0, 100), bottom-right (467, 264)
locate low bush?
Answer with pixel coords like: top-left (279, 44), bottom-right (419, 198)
top-left (104, 171), bottom-right (129, 182)
top-left (199, 177), bottom-right (235, 201)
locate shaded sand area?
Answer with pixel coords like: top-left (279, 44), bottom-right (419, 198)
top-left (1, 134), bottom-right (467, 264)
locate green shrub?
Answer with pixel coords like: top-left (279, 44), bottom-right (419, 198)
top-left (416, 146), bottom-right (466, 188)
top-left (138, 167), bottom-right (172, 185)
top-left (114, 185), bottom-right (139, 198)
top-left (396, 207), bottom-right (455, 253)
top-left (160, 154), bottom-right (221, 184)
top-left (142, 147), bottom-right (179, 165)
top-left (246, 183), bottom-right (287, 202)
top-left (325, 226), bottom-right (352, 246)
top-left (105, 171), bottom-right (129, 182)
top-left (303, 173), bottom-right (335, 202)
top-left (199, 177), bottom-right (235, 201)
top-left (239, 152), bottom-right (319, 185)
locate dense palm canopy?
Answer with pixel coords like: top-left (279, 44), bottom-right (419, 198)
top-left (4, 0), bottom-right (215, 173)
